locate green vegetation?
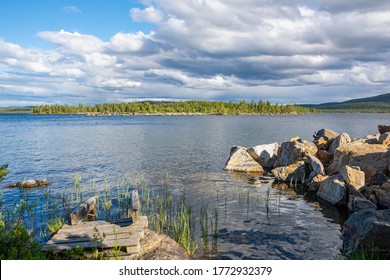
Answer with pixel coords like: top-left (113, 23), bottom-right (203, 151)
top-left (305, 93), bottom-right (390, 113)
top-left (0, 106), bottom-right (33, 114)
top-left (32, 100), bottom-right (316, 115)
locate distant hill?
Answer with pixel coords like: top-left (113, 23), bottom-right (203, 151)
top-left (303, 93), bottom-right (390, 113)
top-left (0, 106), bottom-right (33, 114)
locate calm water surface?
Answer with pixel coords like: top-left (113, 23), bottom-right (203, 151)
top-left (0, 113), bottom-right (388, 259)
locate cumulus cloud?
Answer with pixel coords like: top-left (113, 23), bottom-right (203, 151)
top-left (2, 0), bottom-right (390, 105)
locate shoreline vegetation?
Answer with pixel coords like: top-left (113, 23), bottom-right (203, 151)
top-left (31, 100), bottom-right (316, 115)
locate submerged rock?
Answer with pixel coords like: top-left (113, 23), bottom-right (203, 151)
top-left (342, 209), bottom-right (390, 255)
top-left (224, 146), bottom-right (264, 173)
top-left (247, 142), bottom-right (279, 169)
top-left (7, 179), bottom-right (49, 188)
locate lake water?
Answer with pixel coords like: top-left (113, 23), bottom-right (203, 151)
top-left (0, 113), bottom-right (388, 259)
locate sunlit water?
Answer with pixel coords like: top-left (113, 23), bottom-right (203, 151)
top-left (0, 113), bottom-right (387, 259)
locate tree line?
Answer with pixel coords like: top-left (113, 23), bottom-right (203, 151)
top-left (32, 100), bottom-right (316, 115)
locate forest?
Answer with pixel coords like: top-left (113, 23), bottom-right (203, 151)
top-left (32, 100), bottom-right (316, 115)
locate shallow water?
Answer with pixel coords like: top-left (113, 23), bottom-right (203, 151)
top-left (0, 113), bottom-right (387, 259)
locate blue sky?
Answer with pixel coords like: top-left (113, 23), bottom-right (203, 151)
top-left (1, 0), bottom-right (390, 106)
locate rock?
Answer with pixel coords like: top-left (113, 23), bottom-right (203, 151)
top-left (306, 155), bottom-right (325, 182)
top-left (313, 137), bottom-right (329, 150)
top-left (313, 128), bottom-right (339, 141)
top-left (374, 189), bottom-right (390, 209)
top-left (378, 132), bottom-right (390, 146)
top-left (342, 209), bottom-right (390, 255)
top-left (378, 125), bottom-right (390, 134)
top-left (316, 150), bottom-right (333, 167)
top-left (271, 161), bottom-right (306, 183)
top-left (327, 142), bottom-right (390, 183)
top-left (247, 142), bottom-right (279, 169)
top-left (128, 229), bottom-right (189, 260)
top-left (346, 185), bottom-right (376, 213)
top-left (224, 147), bottom-right (264, 173)
top-left (340, 165), bottom-right (365, 190)
top-left (7, 179), bottom-right (49, 188)
top-left (274, 138), bottom-right (317, 167)
top-left (316, 175), bottom-right (347, 205)
top-left (327, 132), bottom-right (351, 154)
top-left (308, 174), bottom-right (329, 192)
top-left (360, 183), bottom-right (390, 209)
top-left (370, 172), bottom-right (388, 185)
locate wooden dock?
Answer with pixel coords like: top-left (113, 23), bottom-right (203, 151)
top-left (42, 216), bottom-right (148, 254)
top-left (43, 190), bottom-right (148, 256)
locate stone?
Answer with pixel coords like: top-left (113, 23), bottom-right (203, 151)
top-left (313, 137), bottom-right (329, 150)
top-left (327, 132), bottom-right (351, 154)
top-left (378, 132), bottom-right (390, 146)
top-left (306, 155), bottom-right (325, 182)
top-left (308, 174), bottom-right (329, 192)
top-left (313, 128), bottom-right (339, 141)
top-left (346, 185), bottom-right (376, 213)
top-left (378, 125), bottom-right (390, 134)
top-left (340, 165), bottom-right (365, 190)
top-left (370, 172), bottom-right (388, 185)
top-left (316, 150), bottom-right (333, 167)
top-left (274, 138), bottom-right (317, 167)
top-left (342, 209), bottom-right (390, 255)
top-left (271, 161), bottom-right (306, 183)
top-left (224, 147), bottom-right (264, 173)
top-left (316, 175), bottom-right (347, 205)
top-left (7, 179), bottom-right (49, 188)
top-left (327, 142), bottom-right (390, 183)
top-left (247, 142), bottom-right (279, 169)
top-left (374, 189), bottom-right (390, 209)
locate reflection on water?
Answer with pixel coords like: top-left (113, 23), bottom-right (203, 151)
top-left (0, 113), bottom-right (387, 259)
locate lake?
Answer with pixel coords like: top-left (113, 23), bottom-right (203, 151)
top-left (0, 113), bottom-right (388, 259)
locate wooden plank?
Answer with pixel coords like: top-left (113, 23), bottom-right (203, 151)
top-left (131, 190), bottom-right (140, 222)
top-left (42, 237), bottom-right (140, 251)
top-left (70, 196), bottom-right (99, 225)
top-left (126, 244), bottom-right (141, 254)
top-left (46, 232), bottom-right (143, 245)
top-left (58, 223), bottom-right (145, 235)
top-left (50, 230), bottom-right (144, 242)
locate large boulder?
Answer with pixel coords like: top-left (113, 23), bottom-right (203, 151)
top-left (342, 209), bottom-right (390, 255)
top-left (340, 165), bottom-right (365, 190)
top-left (313, 128), bottom-right (339, 141)
top-left (247, 142), bottom-right (279, 169)
top-left (224, 146), bottom-right (264, 173)
top-left (274, 138), bottom-right (317, 167)
top-left (271, 161), bottom-right (307, 183)
top-left (327, 142), bottom-right (390, 183)
top-left (316, 175), bottom-right (347, 205)
top-left (327, 132), bottom-right (351, 154)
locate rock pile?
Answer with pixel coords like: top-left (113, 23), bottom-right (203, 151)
top-left (224, 125), bottom-right (390, 256)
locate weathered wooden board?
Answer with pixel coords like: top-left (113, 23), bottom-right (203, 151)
top-left (70, 196), bottom-right (99, 225)
top-left (42, 217), bottom-right (147, 255)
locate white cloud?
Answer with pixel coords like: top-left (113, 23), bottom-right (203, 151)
top-left (130, 6), bottom-right (165, 23)
top-left (2, 0), bottom-right (390, 105)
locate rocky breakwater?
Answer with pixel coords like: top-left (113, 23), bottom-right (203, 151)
top-left (224, 125), bottom-right (390, 257)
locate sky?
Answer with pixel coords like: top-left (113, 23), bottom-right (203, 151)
top-left (1, 0), bottom-right (390, 106)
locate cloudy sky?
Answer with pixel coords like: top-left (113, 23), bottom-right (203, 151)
top-left (1, 0), bottom-right (390, 106)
